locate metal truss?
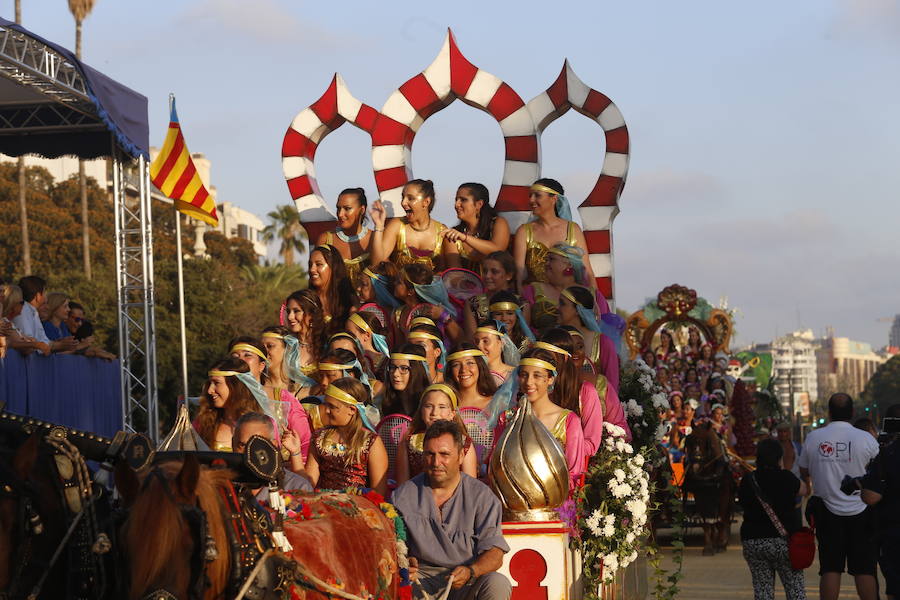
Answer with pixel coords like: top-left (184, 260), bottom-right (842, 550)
top-left (0, 23), bottom-right (95, 117)
top-left (0, 102), bottom-right (103, 134)
top-left (113, 146), bottom-right (159, 441)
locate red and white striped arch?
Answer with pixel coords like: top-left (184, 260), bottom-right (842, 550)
top-left (372, 29), bottom-right (538, 221)
top-left (281, 74), bottom-right (380, 243)
top-left (526, 61), bottom-right (629, 307)
top-left (280, 32), bottom-right (629, 307)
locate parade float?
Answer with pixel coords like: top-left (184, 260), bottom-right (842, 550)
top-left (280, 30), bottom-right (639, 600)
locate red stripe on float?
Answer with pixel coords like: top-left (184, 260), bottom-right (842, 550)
top-left (374, 166), bottom-right (409, 192)
top-left (486, 83), bottom-right (524, 121)
top-left (287, 175), bottom-right (313, 199)
top-left (504, 136), bottom-right (538, 163)
top-left (583, 230), bottom-right (611, 254)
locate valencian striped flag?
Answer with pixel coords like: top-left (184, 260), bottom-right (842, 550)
top-left (150, 98), bottom-right (218, 226)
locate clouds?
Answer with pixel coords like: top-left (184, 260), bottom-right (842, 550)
top-left (830, 0), bottom-right (900, 42)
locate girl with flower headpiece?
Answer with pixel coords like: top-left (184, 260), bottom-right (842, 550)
top-left (507, 348), bottom-right (586, 489)
top-left (308, 244), bottom-right (359, 336)
top-left (407, 319), bottom-right (446, 384)
top-left (682, 327), bottom-right (703, 364)
top-left (395, 384), bottom-right (478, 484)
top-left (304, 377), bottom-right (389, 497)
top-left (230, 335), bottom-right (313, 461)
top-left (445, 343), bottom-right (498, 413)
top-left (370, 179), bottom-right (457, 273)
top-left (655, 329), bottom-right (678, 364)
top-left (473, 320), bottom-right (517, 385)
top-left (558, 285), bottom-right (620, 393)
top-left (315, 188), bottom-right (373, 290)
top-left (194, 357), bottom-right (267, 451)
top-left (442, 183), bottom-right (511, 270)
top-left (462, 250), bottom-right (522, 337)
top-left (380, 343), bottom-right (431, 417)
top-left (512, 178), bottom-right (596, 290)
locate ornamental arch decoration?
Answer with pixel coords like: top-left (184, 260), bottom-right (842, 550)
top-left (281, 28), bottom-right (629, 304)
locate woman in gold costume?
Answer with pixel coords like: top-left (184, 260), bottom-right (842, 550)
top-left (442, 183), bottom-right (510, 270)
top-left (369, 179), bottom-right (457, 272)
top-left (315, 188), bottom-right (373, 289)
top-left (512, 178), bottom-right (596, 289)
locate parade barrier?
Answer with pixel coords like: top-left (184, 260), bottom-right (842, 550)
top-left (0, 350), bottom-right (122, 438)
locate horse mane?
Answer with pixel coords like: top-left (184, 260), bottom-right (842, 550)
top-left (124, 462), bottom-right (233, 600)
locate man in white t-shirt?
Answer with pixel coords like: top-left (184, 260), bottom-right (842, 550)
top-left (799, 393), bottom-right (879, 600)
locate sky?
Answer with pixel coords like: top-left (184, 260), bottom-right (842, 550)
top-left (18, 0), bottom-right (900, 349)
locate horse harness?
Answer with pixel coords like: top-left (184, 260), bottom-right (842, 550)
top-left (0, 427), bottom-right (120, 600)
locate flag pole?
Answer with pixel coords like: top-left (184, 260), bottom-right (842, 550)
top-left (171, 94), bottom-right (190, 405)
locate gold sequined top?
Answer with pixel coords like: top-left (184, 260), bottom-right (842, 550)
top-left (324, 230), bottom-right (370, 289)
top-left (524, 221), bottom-right (577, 283)
top-left (391, 221), bottom-right (447, 271)
top-left (529, 283), bottom-right (559, 331)
top-left (550, 409), bottom-right (573, 443)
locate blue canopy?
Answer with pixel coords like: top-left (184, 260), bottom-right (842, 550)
top-left (0, 17), bottom-right (148, 159)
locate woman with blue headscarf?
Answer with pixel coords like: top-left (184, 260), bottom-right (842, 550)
top-left (558, 285), bottom-right (620, 393)
top-left (512, 178), bottom-right (597, 290)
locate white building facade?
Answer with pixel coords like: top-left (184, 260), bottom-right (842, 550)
top-left (754, 329), bottom-right (819, 418)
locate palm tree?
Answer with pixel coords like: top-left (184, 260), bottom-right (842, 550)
top-left (15, 0), bottom-right (30, 275)
top-left (241, 263), bottom-right (308, 299)
top-left (67, 0), bottom-right (97, 280)
top-left (262, 204), bottom-right (306, 266)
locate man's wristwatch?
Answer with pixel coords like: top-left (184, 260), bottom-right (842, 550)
top-left (465, 566), bottom-right (476, 582)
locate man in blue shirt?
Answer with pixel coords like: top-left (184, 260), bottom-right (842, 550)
top-left (392, 420), bottom-right (510, 600)
top-left (12, 276), bottom-right (77, 353)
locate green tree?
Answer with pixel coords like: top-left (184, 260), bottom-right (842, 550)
top-left (262, 204), bottom-right (306, 266)
top-left (861, 355), bottom-right (900, 419)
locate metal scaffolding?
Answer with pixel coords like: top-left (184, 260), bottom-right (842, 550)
top-left (0, 19), bottom-right (158, 440)
top-left (113, 150), bottom-right (159, 441)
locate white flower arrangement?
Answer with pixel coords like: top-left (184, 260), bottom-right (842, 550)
top-left (577, 421), bottom-right (653, 586)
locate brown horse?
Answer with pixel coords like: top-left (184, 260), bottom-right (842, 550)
top-left (683, 421), bottom-right (735, 555)
top-left (117, 456), bottom-right (402, 600)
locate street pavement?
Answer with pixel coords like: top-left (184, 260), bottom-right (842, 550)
top-left (656, 518), bottom-right (885, 599)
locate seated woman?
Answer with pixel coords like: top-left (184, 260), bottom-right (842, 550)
top-left (369, 179), bottom-right (457, 273)
top-left (297, 349), bottom-right (365, 429)
top-left (1, 284), bottom-right (49, 356)
top-left (522, 243), bottom-right (591, 333)
top-left (315, 188), bottom-right (373, 290)
top-left (308, 244), bottom-right (358, 336)
top-left (41, 292), bottom-right (71, 341)
top-left (472, 320), bottom-right (517, 385)
top-left (389, 263), bottom-right (461, 344)
top-left (261, 326), bottom-right (296, 393)
top-left (445, 343), bottom-right (498, 414)
top-left (488, 290), bottom-right (534, 355)
top-left (558, 285), bottom-right (619, 392)
top-left (407, 319), bottom-right (446, 384)
top-left (655, 329), bottom-right (678, 363)
top-left (512, 178), bottom-right (596, 289)
top-left (462, 250), bottom-right (523, 337)
top-left (194, 357), bottom-right (266, 451)
top-left (394, 384), bottom-right (478, 484)
top-left (283, 289), bottom-right (325, 380)
top-left (514, 349), bottom-right (586, 489)
top-left (304, 377), bottom-right (389, 497)
top-left (229, 335), bottom-right (312, 460)
top-left (380, 343), bottom-right (430, 417)
top-left (345, 311), bottom-right (390, 376)
top-left (442, 183), bottom-right (510, 270)
top-left (682, 327), bottom-right (703, 365)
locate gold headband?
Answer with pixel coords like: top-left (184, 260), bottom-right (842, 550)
top-left (261, 332), bottom-right (284, 340)
top-left (489, 302), bottom-right (518, 312)
top-left (208, 370), bottom-right (241, 378)
top-left (325, 384), bottom-right (361, 407)
top-left (410, 317), bottom-right (437, 328)
top-left (530, 183), bottom-right (561, 197)
top-left (475, 327), bottom-right (503, 338)
top-left (390, 353), bottom-right (428, 362)
top-left (447, 349), bottom-right (486, 362)
top-left (567, 328), bottom-right (584, 338)
top-left (317, 362), bottom-right (354, 372)
top-left (534, 341), bottom-right (571, 358)
top-left (230, 343), bottom-right (268, 362)
top-left (421, 384), bottom-right (459, 409)
top-left (561, 286), bottom-right (591, 309)
top-left (408, 331), bottom-right (441, 343)
top-left (519, 358), bottom-right (558, 374)
top-left (348, 312), bottom-right (372, 334)
top-left (363, 267), bottom-right (379, 279)
top-left (547, 247), bottom-right (570, 259)
top-left (330, 332), bottom-right (354, 341)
